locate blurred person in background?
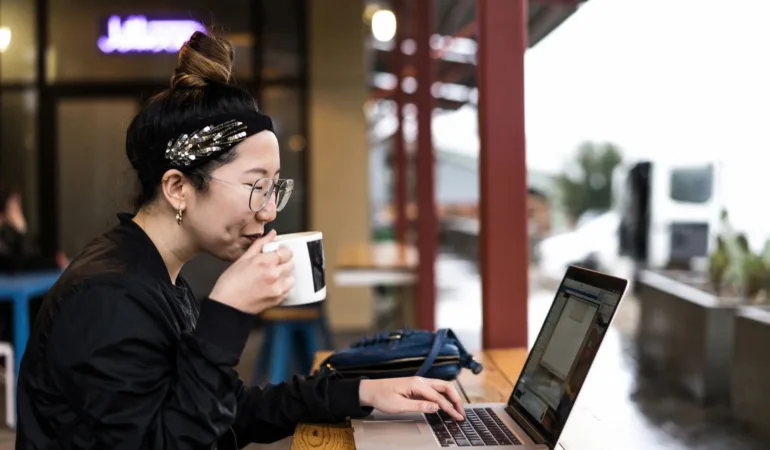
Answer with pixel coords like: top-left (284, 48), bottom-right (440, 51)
top-left (0, 184), bottom-right (68, 345)
top-left (0, 183), bottom-right (68, 272)
top-left (15, 31), bottom-right (465, 449)
top-left (527, 187), bottom-right (550, 265)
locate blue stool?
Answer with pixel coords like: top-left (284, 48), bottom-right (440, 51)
top-left (0, 271), bottom-right (61, 377)
top-left (252, 304), bottom-right (334, 385)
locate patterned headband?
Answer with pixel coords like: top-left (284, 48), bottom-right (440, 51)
top-left (164, 112), bottom-right (274, 168)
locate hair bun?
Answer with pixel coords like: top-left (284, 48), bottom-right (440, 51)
top-left (170, 31), bottom-right (234, 89)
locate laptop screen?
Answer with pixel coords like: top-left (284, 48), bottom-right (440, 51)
top-left (508, 268), bottom-right (625, 446)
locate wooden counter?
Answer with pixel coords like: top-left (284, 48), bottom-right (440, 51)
top-left (290, 348), bottom-right (528, 450)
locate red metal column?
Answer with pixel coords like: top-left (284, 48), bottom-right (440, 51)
top-left (393, 0), bottom-right (408, 243)
top-left (414, 0), bottom-right (436, 331)
top-left (477, 0), bottom-right (529, 349)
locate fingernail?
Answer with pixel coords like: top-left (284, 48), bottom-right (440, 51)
top-left (429, 404), bottom-right (439, 412)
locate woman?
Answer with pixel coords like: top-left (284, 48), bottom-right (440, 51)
top-left (16, 32), bottom-right (464, 449)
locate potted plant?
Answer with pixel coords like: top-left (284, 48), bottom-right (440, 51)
top-left (636, 209), bottom-right (758, 405)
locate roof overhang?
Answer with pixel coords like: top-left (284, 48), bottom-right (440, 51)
top-left (369, 0), bottom-right (586, 110)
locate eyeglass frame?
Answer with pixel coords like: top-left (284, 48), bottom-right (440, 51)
top-left (209, 177), bottom-right (294, 212)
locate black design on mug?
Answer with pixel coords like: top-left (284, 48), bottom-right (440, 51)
top-left (306, 240), bottom-right (326, 292)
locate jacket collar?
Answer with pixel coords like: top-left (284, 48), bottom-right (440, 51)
top-left (112, 212), bottom-right (182, 288)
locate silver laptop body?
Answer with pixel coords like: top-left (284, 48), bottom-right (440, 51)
top-left (352, 266), bottom-right (628, 450)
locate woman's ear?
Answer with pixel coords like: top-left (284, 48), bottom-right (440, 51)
top-left (159, 169), bottom-right (188, 211)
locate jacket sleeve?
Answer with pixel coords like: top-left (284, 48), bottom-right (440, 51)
top-left (47, 282), bottom-right (254, 449)
top-left (228, 373), bottom-right (373, 445)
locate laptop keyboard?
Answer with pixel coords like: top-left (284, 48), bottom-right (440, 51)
top-left (425, 407), bottom-right (523, 447)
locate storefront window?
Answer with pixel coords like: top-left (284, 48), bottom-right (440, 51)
top-left (0, 0), bottom-right (37, 83)
top-left (56, 98), bottom-right (139, 256)
top-left (49, 0), bottom-right (254, 82)
top-left (0, 89), bottom-right (39, 232)
top-left (2, 0), bottom-right (308, 254)
top-left (261, 86), bottom-right (306, 232)
top-left (262, 0), bottom-right (302, 80)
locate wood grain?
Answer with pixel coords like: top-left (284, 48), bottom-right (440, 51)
top-left (262, 307), bottom-right (322, 321)
top-left (292, 349), bottom-right (525, 449)
top-left (291, 423), bottom-right (355, 450)
top-left (485, 348), bottom-right (528, 387)
top-left (292, 351), bottom-right (353, 450)
top-left (458, 352), bottom-right (516, 404)
top-left (336, 242), bottom-right (418, 270)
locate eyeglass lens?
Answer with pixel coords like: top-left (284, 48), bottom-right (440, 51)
top-left (250, 179), bottom-right (294, 212)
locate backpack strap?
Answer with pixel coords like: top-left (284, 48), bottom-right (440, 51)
top-left (416, 329), bottom-right (450, 377)
top-left (447, 329), bottom-right (483, 374)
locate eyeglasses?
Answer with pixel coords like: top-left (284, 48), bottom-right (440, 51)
top-left (211, 177), bottom-right (294, 213)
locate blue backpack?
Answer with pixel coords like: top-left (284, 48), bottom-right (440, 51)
top-left (317, 328), bottom-right (483, 381)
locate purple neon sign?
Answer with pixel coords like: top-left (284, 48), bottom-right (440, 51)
top-left (98, 15), bottom-right (206, 54)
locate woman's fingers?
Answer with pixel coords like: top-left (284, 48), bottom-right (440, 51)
top-left (411, 378), bottom-right (464, 420)
top-left (427, 379), bottom-right (465, 418)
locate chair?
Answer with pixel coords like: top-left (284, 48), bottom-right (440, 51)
top-left (0, 342), bottom-right (15, 429)
top-left (252, 303), bottom-right (334, 385)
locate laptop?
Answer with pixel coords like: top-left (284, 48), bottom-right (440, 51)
top-left (352, 266), bottom-right (628, 449)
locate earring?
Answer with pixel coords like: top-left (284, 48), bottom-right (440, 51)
top-left (176, 208), bottom-right (184, 226)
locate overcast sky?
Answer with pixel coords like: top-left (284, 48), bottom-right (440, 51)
top-left (524, 0), bottom-right (770, 176)
top-left (515, 0), bottom-right (770, 242)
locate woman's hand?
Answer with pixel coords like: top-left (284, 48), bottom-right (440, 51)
top-left (359, 377), bottom-right (466, 421)
top-left (55, 251), bottom-right (69, 269)
top-left (209, 230), bottom-right (295, 314)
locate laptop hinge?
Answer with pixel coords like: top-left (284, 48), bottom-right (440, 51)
top-left (505, 405), bottom-right (551, 448)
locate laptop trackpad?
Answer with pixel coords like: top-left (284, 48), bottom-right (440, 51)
top-left (361, 421), bottom-right (422, 437)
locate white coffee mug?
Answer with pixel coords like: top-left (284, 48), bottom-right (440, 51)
top-left (262, 231), bottom-right (326, 306)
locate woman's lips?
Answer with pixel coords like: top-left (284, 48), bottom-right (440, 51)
top-left (242, 233), bottom-right (263, 243)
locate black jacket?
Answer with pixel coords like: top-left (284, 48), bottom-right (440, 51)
top-left (16, 213), bottom-right (371, 449)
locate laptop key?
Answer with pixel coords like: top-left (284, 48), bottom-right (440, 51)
top-left (430, 408), bottom-right (526, 447)
top-left (501, 428), bottom-right (521, 444)
top-left (493, 434), bottom-right (509, 443)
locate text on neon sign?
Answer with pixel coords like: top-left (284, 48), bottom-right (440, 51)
top-left (98, 15), bottom-right (206, 54)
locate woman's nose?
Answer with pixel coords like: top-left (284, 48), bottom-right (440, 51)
top-left (256, 193), bottom-right (277, 222)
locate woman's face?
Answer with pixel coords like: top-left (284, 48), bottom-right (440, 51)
top-left (185, 130), bottom-right (282, 261)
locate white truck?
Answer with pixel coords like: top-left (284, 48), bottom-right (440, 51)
top-left (538, 156), bottom-right (769, 283)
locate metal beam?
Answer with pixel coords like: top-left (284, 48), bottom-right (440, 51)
top-left (477, 0), bottom-right (529, 349)
top-left (414, 0), bottom-right (437, 331)
top-left (36, 0), bottom-right (56, 256)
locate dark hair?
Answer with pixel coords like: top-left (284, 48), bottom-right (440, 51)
top-left (126, 31), bottom-right (261, 210)
top-left (527, 187), bottom-right (548, 201)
